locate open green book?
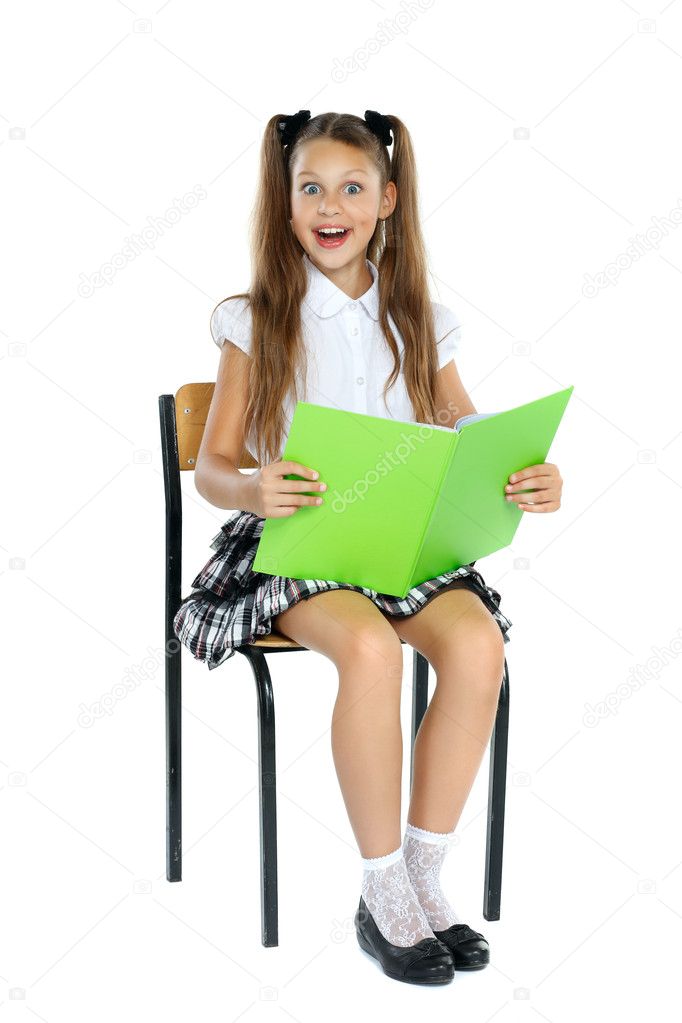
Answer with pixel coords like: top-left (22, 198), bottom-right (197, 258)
top-left (252, 386), bottom-right (573, 598)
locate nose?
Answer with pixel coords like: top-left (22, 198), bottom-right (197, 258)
top-left (318, 200), bottom-right (341, 216)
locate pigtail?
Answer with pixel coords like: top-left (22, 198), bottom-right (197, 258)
top-left (371, 115), bottom-right (440, 427)
top-left (244, 115), bottom-right (311, 468)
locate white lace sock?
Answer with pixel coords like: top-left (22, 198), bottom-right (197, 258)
top-left (402, 822), bottom-right (463, 930)
top-left (360, 845), bottom-right (436, 947)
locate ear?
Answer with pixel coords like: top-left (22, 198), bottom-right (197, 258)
top-left (382, 181), bottom-right (397, 217)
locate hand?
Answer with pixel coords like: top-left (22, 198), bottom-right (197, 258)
top-left (246, 459), bottom-right (327, 519)
top-left (504, 462), bottom-right (563, 512)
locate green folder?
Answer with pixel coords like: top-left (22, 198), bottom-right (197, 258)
top-left (252, 385), bottom-right (573, 598)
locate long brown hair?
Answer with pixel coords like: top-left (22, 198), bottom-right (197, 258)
top-left (213, 111), bottom-right (444, 468)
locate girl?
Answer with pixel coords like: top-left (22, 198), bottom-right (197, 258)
top-left (173, 109), bottom-right (563, 985)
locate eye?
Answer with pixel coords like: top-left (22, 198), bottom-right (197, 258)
top-left (301, 182), bottom-right (363, 195)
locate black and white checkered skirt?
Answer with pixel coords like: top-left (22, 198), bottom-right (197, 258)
top-left (173, 509), bottom-right (513, 671)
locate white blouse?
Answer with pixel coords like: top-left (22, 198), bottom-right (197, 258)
top-left (210, 252), bottom-right (463, 462)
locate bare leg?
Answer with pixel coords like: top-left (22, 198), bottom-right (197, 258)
top-left (272, 589), bottom-right (405, 856)
top-left (331, 648), bottom-right (404, 857)
top-left (382, 584), bottom-right (505, 831)
top-left (383, 585), bottom-right (505, 932)
top-left (408, 634), bottom-right (504, 832)
top-left (272, 589), bottom-right (437, 946)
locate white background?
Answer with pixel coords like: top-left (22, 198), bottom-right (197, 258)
top-left (3, 0), bottom-right (681, 1018)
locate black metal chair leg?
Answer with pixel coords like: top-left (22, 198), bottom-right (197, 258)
top-left (165, 640), bottom-right (182, 881)
top-left (160, 393), bottom-right (183, 882)
top-left (240, 647), bottom-right (279, 948)
top-left (483, 658), bottom-right (510, 921)
top-left (410, 650), bottom-right (430, 790)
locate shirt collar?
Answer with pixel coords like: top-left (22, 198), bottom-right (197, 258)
top-left (302, 252), bottom-right (380, 321)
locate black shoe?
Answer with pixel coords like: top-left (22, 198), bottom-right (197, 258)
top-left (432, 922), bottom-right (490, 970)
top-left (354, 896), bottom-right (455, 985)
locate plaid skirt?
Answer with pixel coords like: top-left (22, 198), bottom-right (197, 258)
top-left (173, 510), bottom-right (513, 672)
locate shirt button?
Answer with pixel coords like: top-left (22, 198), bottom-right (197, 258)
top-left (349, 302), bottom-right (357, 310)
top-left (351, 326), bottom-right (359, 336)
top-left (356, 376), bottom-right (364, 385)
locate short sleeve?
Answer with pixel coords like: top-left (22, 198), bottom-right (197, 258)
top-left (210, 297), bottom-right (253, 356)
top-left (432, 302), bottom-right (462, 370)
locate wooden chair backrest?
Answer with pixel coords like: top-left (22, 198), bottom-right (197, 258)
top-left (175, 382), bottom-right (259, 472)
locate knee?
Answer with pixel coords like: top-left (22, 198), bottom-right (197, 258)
top-left (432, 619), bottom-right (505, 696)
top-left (335, 625), bottom-right (404, 684)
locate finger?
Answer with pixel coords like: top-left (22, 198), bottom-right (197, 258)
top-left (275, 493), bottom-right (324, 508)
top-left (509, 464), bottom-right (554, 482)
top-left (508, 466), bottom-right (545, 482)
top-left (517, 500), bottom-right (559, 512)
top-left (282, 479), bottom-right (327, 492)
top-left (506, 490), bottom-right (557, 504)
top-left (281, 461), bottom-right (320, 481)
top-left (505, 475), bottom-right (555, 493)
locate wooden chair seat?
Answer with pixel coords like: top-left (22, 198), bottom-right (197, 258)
top-left (249, 631), bottom-right (304, 650)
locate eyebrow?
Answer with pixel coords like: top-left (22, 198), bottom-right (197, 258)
top-left (296, 168), bottom-right (369, 177)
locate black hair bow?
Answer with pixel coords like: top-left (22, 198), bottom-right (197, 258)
top-left (364, 109), bottom-right (393, 147)
top-left (277, 110), bottom-right (311, 147)
top-left (276, 108), bottom-right (393, 148)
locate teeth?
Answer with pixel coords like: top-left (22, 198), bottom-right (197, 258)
top-left (318, 228), bottom-right (347, 235)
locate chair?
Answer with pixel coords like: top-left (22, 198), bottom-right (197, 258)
top-left (159, 383), bottom-right (510, 947)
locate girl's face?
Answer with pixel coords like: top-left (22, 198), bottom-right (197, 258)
top-left (289, 138), bottom-right (396, 271)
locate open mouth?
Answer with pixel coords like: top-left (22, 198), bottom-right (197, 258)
top-left (313, 228), bottom-right (352, 247)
